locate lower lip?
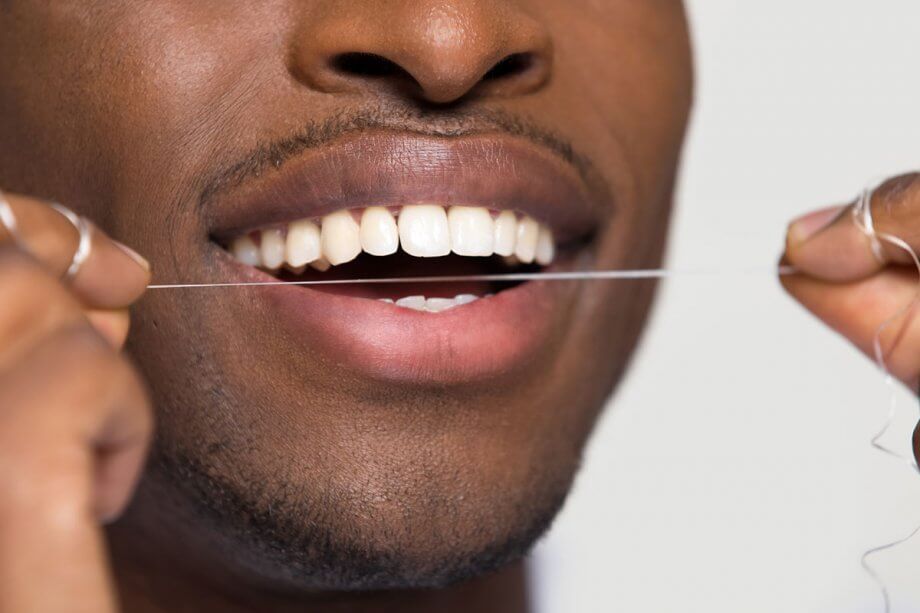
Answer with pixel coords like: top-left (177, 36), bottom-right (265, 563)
top-left (227, 259), bottom-right (571, 384)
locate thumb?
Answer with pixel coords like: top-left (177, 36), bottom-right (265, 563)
top-left (785, 173), bottom-right (920, 281)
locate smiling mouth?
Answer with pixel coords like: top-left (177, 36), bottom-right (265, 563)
top-left (224, 205), bottom-right (564, 312)
top-left (205, 129), bottom-right (603, 382)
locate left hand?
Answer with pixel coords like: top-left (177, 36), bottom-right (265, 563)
top-left (781, 172), bottom-right (920, 463)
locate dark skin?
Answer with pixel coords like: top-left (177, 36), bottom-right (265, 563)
top-left (0, 2), bottom-right (693, 610)
top-left (0, 2), bottom-right (914, 612)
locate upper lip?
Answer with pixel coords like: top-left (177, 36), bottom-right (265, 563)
top-left (206, 129), bottom-right (605, 246)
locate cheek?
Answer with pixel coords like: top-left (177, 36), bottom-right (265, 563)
top-left (512, 2), bottom-right (691, 300)
top-left (545, 1), bottom-right (693, 192)
top-left (0, 7), bottom-right (184, 223)
top-left (0, 4), bottom-right (288, 227)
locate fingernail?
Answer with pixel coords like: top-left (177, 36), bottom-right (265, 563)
top-left (788, 205), bottom-right (846, 246)
top-left (114, 241), bottom-right (150, 272)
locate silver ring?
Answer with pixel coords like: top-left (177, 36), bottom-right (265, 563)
top-left (0, 189), bottom-right (25, 250)
top-left (853, 187), bottom-right (886, 264)
top-left (51, 203), bottom-right (92, 282)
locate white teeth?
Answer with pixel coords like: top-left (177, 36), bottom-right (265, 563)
top-left (493, 211), bottom-right (517, 257)
top-left (395, 295), bottom-right (427, 311)
top-left (448, 206), bottom-right (494, 257)
top-left (360, 207), bottom-right (399, 256)
top-left (535, 226), bottom-right (555, 266)
top-left (453, 294), bottom-right (479, 306)
top-left (424, 298), bottom-right (456, 313)
top-left (387, 294), bottom-right (482, 313)
top-left (321, 210), bottom-right (362, 265)
top-left (260, 229), bottom-right (286, 270)
top-left (514, 216), bottom-right (540, 264)
top-left (233, 206), bottom-right (559, 273)
top-left (231, 235), bottom-right (262, 267)
top-left (286, 219), bottom-right (322, 267)
top-left (399, 205), bottom-right (451, 257)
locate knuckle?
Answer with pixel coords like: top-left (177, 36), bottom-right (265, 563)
top-left (0, 323), bottom-right (150, 434)
top-left (0, 252), bottom-right (78, 322)
top-left (62, 325), bottom-right (124, 374)
top-left (0, 323), bottom-right (150, 486)
top-left (67, 326), bottom-right (150, 405)
top-left (875, 172), bottom-right (920, 212)
top-left (20, 323), bottom-right (121, 388)
top-left (0, 248), bottom-right (45, 288)
top-left (110, 352), bottom-right (147, 398)
top-left (871, 173), bottom-right (920, 243)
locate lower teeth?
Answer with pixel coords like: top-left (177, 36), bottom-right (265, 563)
top-left (383, 294), bottom-right (482, 313)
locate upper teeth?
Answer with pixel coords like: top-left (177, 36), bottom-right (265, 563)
top-left (230, 205), bottom-right (555, 270)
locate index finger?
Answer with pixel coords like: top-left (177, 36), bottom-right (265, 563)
top-left (784, 173), bottom-right (920, 282)
top-left (0, 192), bottom-right (150, 309)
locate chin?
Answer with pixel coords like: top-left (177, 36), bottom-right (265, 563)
top-left (133, 427), bottom-right (580, 592)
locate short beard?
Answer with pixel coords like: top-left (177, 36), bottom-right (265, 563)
top-left (145, 439), bottom-right (573, 592)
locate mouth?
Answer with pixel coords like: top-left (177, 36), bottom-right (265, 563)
top-left (207, 131), bottom-right (603, 383)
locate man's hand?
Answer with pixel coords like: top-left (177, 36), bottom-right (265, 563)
top-left (782, 173), bottom-right (920, 467)
top-left (0, 192), bottom-right (152, 613)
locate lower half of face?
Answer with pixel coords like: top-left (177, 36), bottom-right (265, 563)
top-left (129, 262), bottom-right (662, 593)
top-left (0, 0), bottom-right (692, 593)
top-left (121, 185), bottom-right (672, 591)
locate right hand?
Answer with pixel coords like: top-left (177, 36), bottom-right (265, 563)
top-left (0, 192), bottom-right (152, 613)
top-left (781, 173), bottom-right (920, 468)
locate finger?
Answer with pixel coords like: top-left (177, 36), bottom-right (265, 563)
top-left (0, 323), bottom-right (152, 521)
top-left (0, 253), bottom-right (151, 518)
top-left (86, 309), bottom-right (131, 349)
top-left (785, 173), bottom-right (920, 282)
top-left (0, 252), bottom-right (129, 366)
top-left (0, 324), bottom-right (151, 613)
top-left (0, 191), bottom-right (150, 308)
top-left (0, 249), bottom-right (86, 370)
top-left (782, 267), bottom-right (920, 386)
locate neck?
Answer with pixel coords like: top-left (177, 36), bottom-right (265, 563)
top-left (107, 525), bottom-right (531, 613)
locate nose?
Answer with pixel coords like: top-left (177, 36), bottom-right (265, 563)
top-left (291, 1), bottom-right (553, 105)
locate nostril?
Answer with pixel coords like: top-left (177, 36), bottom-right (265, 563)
top-left (333, 51), bottom-right (538, 84)
top-left (482, 53), bottom-right (536, 82)
top-left (319, 47), bottom-right (548, 103)
top-left (330, 52), bottom-right (410, 79)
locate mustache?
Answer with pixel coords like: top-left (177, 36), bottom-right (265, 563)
top-left (199, 105), bottom-right (601, 209)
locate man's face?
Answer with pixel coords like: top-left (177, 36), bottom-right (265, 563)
top-left (0, 0), bottom-right (691, 590)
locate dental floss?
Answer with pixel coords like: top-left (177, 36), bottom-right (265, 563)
top-left (852, 187), bottom-right (920, 613)
top-left (146, 265), bottom-right (797, 290)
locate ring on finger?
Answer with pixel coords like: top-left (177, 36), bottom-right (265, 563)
top-left (51, 203), bottom-right (93, 282)
top-left (853, 186), bottom-right (886, 265)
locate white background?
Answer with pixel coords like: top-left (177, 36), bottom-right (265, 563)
top-left (533, 2), bottom-right (920, 612)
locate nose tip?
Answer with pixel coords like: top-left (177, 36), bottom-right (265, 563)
top-left (292, 2), bottom-right (553, 105)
